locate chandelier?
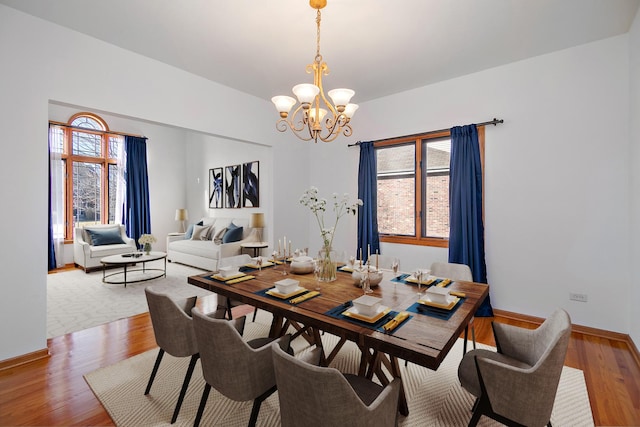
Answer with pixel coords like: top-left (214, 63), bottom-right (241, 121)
top-left (271, 0), bottom-right (358, 143)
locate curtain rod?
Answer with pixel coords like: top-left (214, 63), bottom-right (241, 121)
top-left (49, 121), bottom-right (147, 139)
top-left (347, 118), bottom-right (504, 147)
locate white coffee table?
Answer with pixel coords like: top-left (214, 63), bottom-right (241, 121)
top-left (101, 251), bottom-right (167, 287)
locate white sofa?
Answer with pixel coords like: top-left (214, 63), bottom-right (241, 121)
top-left (74, 224), bottom-right (137, 272)
top-left (167, 217), bottom-right (257, 272)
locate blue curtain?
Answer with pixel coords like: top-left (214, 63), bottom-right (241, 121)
top-left (124, 136), bottom-right (151, 248)
top-left (449, 125), bottom-right (493, 316)
top-left (357, 141), bottom-right (380, 262)
top-left (47, 156), bottom-right (57, 270)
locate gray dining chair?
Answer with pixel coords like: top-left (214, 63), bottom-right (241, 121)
top-left (457, 308), bottom-right (571, 427)
top-left (272, 344), bottom-right (401, 427)
top-left (144, 287), bottom-right (222, 424)
top-left (191, 307), bottom-right (291, 427)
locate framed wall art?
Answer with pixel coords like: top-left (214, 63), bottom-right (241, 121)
top-left (242, 161), bottom-right (259, 207)
top-left (224, 164), bottom-right (241, 208)
top-left (209, 167), bottom-right (224, 208)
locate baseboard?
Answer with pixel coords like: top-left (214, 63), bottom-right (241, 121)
top-left (0, 348), bottom-right (50, 372)
top-left (493, 308), bottom-right (640, 369)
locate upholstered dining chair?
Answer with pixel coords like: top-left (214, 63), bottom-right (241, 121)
top-left (144, 287), bottom-right (222, 424)
top-left (430, 261), bottom-right (475, 352)
top-left (191, 307), bottom-right (292, 427)
top-left (272, 345), bottom-right (401, 427)
top-left (457, 308), bottom-right (571, 427)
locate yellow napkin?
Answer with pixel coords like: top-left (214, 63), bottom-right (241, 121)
top-left (382, 311), bottom-right (410, 332)
top-left (226, 275), bottom-right (255, 284)
top-left (289, 290), bottom-right (319, 304)
top-left (449, 291), bottom-right (466, 298)
top-left (437, 279), bottom-right (452, 287)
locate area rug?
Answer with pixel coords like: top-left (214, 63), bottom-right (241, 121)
top-left (84, 310), bottom-right (594, 427)
top-left (47, 260), bottom-right (212, 338)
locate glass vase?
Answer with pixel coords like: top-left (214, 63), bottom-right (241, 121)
top-left (143, 243), bottom-right (152, 255)
top-left (317, 247), bottom-right (337, 282)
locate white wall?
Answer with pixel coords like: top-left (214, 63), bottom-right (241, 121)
top-left (317, 35), bottom-right (632, 333)
top-left (0, 4), bottom-right (288, 362)
top-left (629, 8), bottom-right (640, 347)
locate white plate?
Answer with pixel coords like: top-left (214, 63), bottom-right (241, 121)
top-left (344, 304), bottom-right (389, 322)
top-left (266, 286), bottom-right (306, 299)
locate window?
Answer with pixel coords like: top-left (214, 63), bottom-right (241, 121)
top-left (49, 113), bottom-right (123, 241)
top-left (375, 128), bottom-right (484, 247)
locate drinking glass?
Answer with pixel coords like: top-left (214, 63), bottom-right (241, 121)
top-left (256, 256), bottom-right (262, 271)
top-left (348, 256), bottom-right (356, 270)
top-left (414, 269), bottom-right (423, 296)
top-left (361, 272), bottom-right (373, 294)
top-left (313, 260), bottom-right (321, 290)
top-left (392, 258), bottom-right (400, 290)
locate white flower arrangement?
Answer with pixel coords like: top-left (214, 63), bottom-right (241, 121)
top-left (138, 234), bottom-right (157, 245)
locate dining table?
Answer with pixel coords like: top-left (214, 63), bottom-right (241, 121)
top-left (187, 261), bottom-right (489, 416)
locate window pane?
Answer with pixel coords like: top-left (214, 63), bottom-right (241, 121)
top-left (49, 126), bottom-right (65, 154)
top-left (377, 144), bottom-right (415, 236)
top-left (109, 135), bottom-right (122, 159)
top-left (422, 138), bottom-right (450, 238)
top-left (72, 131), bottom-right (102, 157)
top-left (71, 116), bottom-right (104, 130)
top-left (108, 164), bottom-right (119, 223)
top-left (72, 161), bottom-right (102, 227)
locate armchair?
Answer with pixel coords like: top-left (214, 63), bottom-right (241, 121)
top-left (457, 308), bottom-right (571, 427)
top-left (73, 224), bottom-right (137, 272)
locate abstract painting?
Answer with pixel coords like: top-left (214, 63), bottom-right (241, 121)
top-left (242, 161), bottom-right (259, 207)
top-left (224, 164), bottom-right (241, 208)
top-left (209, 168), bottom-right (223, 208)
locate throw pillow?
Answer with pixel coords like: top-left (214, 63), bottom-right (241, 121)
top-left (213, 227), bottom-right (227, 245)
top-left (86, 228), bottom-right (125, 246)
top-left (184, 220), bottom-right (204, 239)
top-left (222, 223), bottom-right (243, 243)
top-left (191, 224), bottom-right (211, 240)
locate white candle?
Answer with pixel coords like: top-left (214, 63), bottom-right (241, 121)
top-left (367, 244), bottom-right (370, 262)
top-left (283, 236), bottom-right (286, 255)
top-left (278, 239), bottom-right (281, 254)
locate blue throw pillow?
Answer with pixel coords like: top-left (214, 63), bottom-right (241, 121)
top-left (222, 223), bottom-right (243, 243)
top-left (86, 228), bottom-right (125, 246)
top-left (184, 220), bottom-right (204, 239)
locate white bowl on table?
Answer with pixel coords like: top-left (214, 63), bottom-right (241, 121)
top-left (218, 266), bottom-right (240, 278)
top-left (351, 265), bottom-right (384, 288)
top-left (352, 295), bottom-right (382, 317)
top-left (274, 278), bottom-right (300, 294)
top-left (425, 286), bottom-right (451, 304)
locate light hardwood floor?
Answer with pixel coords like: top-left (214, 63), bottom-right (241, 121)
top-left (1, 297), bottom-right (639, 426)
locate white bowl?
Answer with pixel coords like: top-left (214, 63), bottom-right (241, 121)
top-left (351, 266), bottom-right (383, 288)
top-left (425, 286), bottom-right (450, 304)
top-left (218, 266), bottom-right (240, 278)
top-left (352, 295), bottom-right (382, 317)
top-left (290, 257), bottom-right (314, 274)
top-left (274, 278), bottom-right (300, 294)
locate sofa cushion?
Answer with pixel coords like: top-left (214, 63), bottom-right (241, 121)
top-left (86, 227), bottom-right (125, 246)
top-left (222, 223), bottom-right (243, 243)
top-left (213, 227), bottom-right (227, 245)
top-left (191, 225), bottom-right (211, 240)
top-left (169, 239), bottom-right (221, 259)
top-left (185, 221), bottom-right (204, 239)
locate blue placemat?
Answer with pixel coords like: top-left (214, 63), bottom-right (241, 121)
top-left (405, 297), bottom-right (464, 320)
top-left (254, 287), bottom-right (321, 305)
top-left (390, 274), bottom-right (446, 287)
top-left (324, 301), bottom-right (412, 334)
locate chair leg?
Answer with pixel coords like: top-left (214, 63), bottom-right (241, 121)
top-left (171, 354), bottom-right (199, 424)
top-left (471, 320), bottom-right (477, 350)
top-left (252, 307), bottom-right (258, 322)
top-left (193, 383), bottom-right (211, 427)
top-left (226, 299), bottom-right (234, 320)
top-left (144, 348), bottom-right (165, 395)
top-left (248, 385), bottom-right (276, 427)
top-left (463, 326), bottom-right (469, 354)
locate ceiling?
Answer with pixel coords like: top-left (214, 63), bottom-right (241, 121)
top-left (2, 0), bottom-right (639, 103)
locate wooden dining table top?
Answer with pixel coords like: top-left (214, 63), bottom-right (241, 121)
top-left (187, 264), bottom-right (489, 370)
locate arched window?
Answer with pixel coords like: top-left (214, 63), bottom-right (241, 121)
top-left (49, 113), bottom-right (123, 240)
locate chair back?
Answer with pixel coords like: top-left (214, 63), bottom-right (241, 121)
top-left (191, 307), bottom-right (277, 402)
top-left (144, 287), bottom-right (198, 358)
top-left (218, 254), bottom-right (252, 268)
top-left (430, 261), bottom-right (472, 281)
top-left (272, 345), bottom-right (399, 427)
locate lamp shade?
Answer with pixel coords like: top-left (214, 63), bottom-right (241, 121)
top-left (175, 208), bottom-right (188, 221)
top-left (292, 84), bottom-right (320, 104)
top-left (250, 212), bottom-right (265, 228)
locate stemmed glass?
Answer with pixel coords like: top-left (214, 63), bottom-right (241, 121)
top-left (414, 269), bottom-right (424, 296)
top-left (313, 260), bottom-right (321, 291)
top-left (361, 271), bottom-right (373, 294)
top-left (348, 256), bottom-right (356, 271)
top-left (256, 256), bottom-right (262, 272)
top-left (391, 258), bottom-right (400, 290)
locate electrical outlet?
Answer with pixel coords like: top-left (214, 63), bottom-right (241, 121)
top-left (569, 293), bottom-right (588, 302)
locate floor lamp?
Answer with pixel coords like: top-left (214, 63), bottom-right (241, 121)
top-left (175, 208), bottom-right (188, 233)
top-left (250, 212), bottom-right (265, 242)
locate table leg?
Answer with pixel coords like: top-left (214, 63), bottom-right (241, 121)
top-left (123, 264), bottom-right (128, 288)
